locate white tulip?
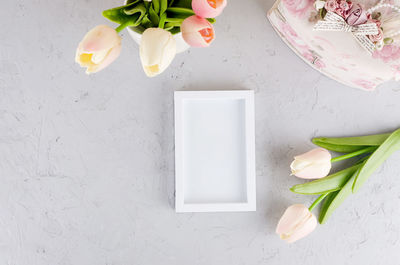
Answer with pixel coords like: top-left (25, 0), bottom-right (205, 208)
top-left (75, 25), bottom-right (122, 74)
top-left (139, 28), bottom-right (177, 77)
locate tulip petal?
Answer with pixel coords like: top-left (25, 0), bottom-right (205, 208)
top-left (75, 25), bottom-right (122, 74)
top-left (290, 148), bottom-right (332, 179)
top-left (285, 213), bottom-right (317, 243)
top-left (192, 0), bottom-right (227, 18)
top-left (140, 28), bottom-right (176, 77)
top-left (294, 148), bottom-right (331, 163)
top-left (276, 204), bottom-right (317, 243)
top-left (276, 204), bottom-right (310, 234)
top-left (291, 160), bottom-right (332, 179)
top-left (87, 43), bottom-right (122, 74)
top-left (181, 16), bottom-right (215, 47)
top-left (80, 25), bottom-right (121, 53)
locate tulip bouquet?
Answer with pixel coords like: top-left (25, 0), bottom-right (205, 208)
top-left (276, 128), bottom-right (400, 243)
top-left (75, 0), bottom-right (227, 76)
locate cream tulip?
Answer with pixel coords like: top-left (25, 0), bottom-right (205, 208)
top-left (139, 28), bottom-right (177, 77)
top-left (181, 16), bottom-right (215, 47)
top-left (290, 148), bottom-right (332, 179)
top-left (192, 0), bottom-right (227, 18)
top-left (75, 25), bottom-right (122, 74)
top-left (276, 204), bottom-right (317, 243)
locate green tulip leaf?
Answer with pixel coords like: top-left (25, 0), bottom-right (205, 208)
top-left (171, 0), bottom-right (192, 8)
top-left (312, 133), bottom-right (390, 153)
top-left (167, 7), bottom-right (195, 16)
top-left (140, 15), bottom-right (152, 30)
top-left (168, 27), bottom-right (182, 34)
top-left (159, 12), bottom-right (167, 29)
top-left (148, 5), bottom-right (160, 26)
top-left (103, 1), bottom-right (144, 27)
top-left (318, 191), bottom-right (338, 224)
top-left (160, 0), bottom-right (168, 15)
top-left (319, 169), bottom-right (359, 224)
top-left (352, 128), bottom-right (400, 193)
top-left (290, 164), bottom-right (360, 195)
top-left (165, 21), bottom-right (182, 28)
top-left (152, 0), bottom-right (160, 14)
top-left (165, 17), bottom-right (185, 23)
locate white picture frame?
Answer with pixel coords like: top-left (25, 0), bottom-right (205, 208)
top-left (174, 90), bottom-right (256, 212)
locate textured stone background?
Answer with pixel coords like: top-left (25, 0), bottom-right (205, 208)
top-left (1, 0), bottom-right (400, 264)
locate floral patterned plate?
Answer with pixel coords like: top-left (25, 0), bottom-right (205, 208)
top-left (268, 0), bottom-right (400, 90)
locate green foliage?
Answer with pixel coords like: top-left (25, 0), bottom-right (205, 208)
top-left (291, 164), bottom-right (360, 195)
top-left (353, 129), bottom-right (400, 192)
top-left (312, 133), bottom-right (390, 153)
top-left (102, 0), bottom-right (212, 34)
top-left (293, 129), bottom-right (400, 224)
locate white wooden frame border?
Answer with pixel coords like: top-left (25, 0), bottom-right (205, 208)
top-left (174, 90), bottom-right (256, 213)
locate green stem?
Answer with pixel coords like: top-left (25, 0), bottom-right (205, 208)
top-left (309, 193), bottom-right (329, 211)
top-left (115, 23), bottom-right (129, 33)
top-left (330, 146), bottom-right (376, 163)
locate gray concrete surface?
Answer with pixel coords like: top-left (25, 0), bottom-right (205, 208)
top-left (1, 0), bottom-right (400, 264)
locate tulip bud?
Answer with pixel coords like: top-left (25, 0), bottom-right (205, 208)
top-left (181, 16), bottom-right (215, 47)
top-left (276, 204), bottom-right (317, 243)
top-left (139, 28), bottom-right (177, 77)
top-left (192, 0), bottom-right (227, 18)
top-left (290, 148), bottom-right (332, 179)
top-left (75, 25), bottom-right (122, 74)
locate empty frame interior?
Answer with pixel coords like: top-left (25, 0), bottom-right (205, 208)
top-left (182, 98), bottom-right (247, 204)
top-left (175, 90), bottom-right (255, 212)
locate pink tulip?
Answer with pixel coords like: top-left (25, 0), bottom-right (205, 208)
top-left (192, 0), bottom-right (227, 18)
top-left (181, 16), bottom-right (215, 47)
top-left (75, 25), bottom-right (122, 74)
top-left (276, 204), bottom-right (317, 243)
top-left (290, 148), bottom-right (332, 179)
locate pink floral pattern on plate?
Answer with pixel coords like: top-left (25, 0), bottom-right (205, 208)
top-left (282, 0), bottom-right (314, 18)
top-left (353, 79), bottom-right (376, 90)
top-left (279, 22), bottom-right (309, 51)
top-left (373, 45), bottom-right (400, 63)
top-left (277, 21), bottom-right (327, 69)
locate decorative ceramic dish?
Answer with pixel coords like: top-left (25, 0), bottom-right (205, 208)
top-left (268, 0), bottom-right (400, 90)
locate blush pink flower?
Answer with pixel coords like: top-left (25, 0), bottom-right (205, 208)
top-left (339, 0), bottom-right (352, 11)
top-left (282, 0), bottom-right (314, 18)
top-left (75, 25), bottom-right (122, 74)
top-left (181, 16), bottom-right (215, 47)
top-left (369, 28), bottom-right (383, 43)
top-left (373, 45), bottom-right (400, 63)
top-left (345, 4), bottom-right (368, 26)
top-left (192, 0), bottom-right (227, 18)
top-left (353, 79), bottom-right (376, 90)
top-left (290, 148), bottom-right (332, 179)
top-left (276, 204), bottom-right (318, 243)
top-left (369, 18), bottom-right (381, 28)
top-left (325, 0), bottom-right (339, 12)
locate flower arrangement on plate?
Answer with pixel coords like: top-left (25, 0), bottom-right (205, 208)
top-left (75, 0), bottom-right (227, 77)
top-left (313, 0), bottom-right (400, 52)
top-left (268, 0), bottom-right (400, 90)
